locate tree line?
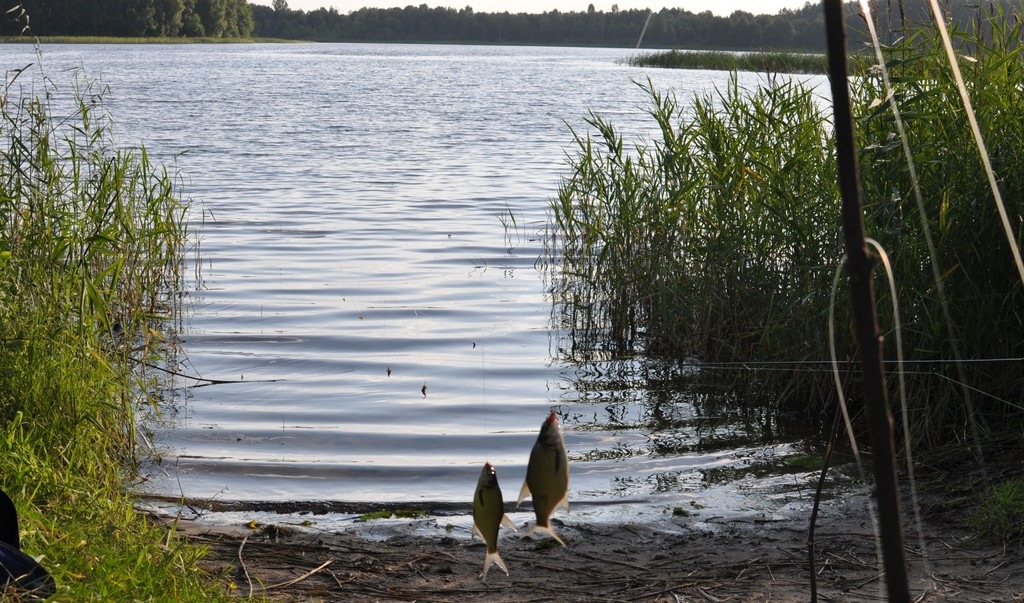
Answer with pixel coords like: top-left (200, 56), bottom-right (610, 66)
top-left (250, 0), bottom-right (1018, 51)
top-left (0, 0), bottom-right (1017, 48)
top-left (252, 2), bottom-right (829, 49)
top-left (1, 0), bottom-right (254, 37)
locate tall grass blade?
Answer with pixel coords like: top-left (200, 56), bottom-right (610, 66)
top-left (925, 0), bottom-right (1024, 286)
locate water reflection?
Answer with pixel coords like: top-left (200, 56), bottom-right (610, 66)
top-left (557, 356), bottom-right (805, 448)
top-left (0, 42), bottom-right (834, 514)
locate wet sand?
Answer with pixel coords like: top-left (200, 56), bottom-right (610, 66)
top-left (153, 462), bottom-right (1024, 602)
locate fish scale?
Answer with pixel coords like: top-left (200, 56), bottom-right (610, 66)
top-left (517, 409), bottom-right (570, 545)
top-left (471, 462), bottom-right (516, 579)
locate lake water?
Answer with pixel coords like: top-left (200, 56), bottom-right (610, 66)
top-left (1, 43), bottom-right (831, 527)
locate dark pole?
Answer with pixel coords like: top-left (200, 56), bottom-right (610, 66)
top-left (821, 2), bottom-right (911, 602)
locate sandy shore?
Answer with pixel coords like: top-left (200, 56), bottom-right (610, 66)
top-left (151, 462), bottom-right (1024, 603)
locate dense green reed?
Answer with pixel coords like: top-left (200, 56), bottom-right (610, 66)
top-left (628, 49), bottom-right (835, 75)
top-left (0, 67), bottom-right (233, 600)
top-left (852, 17), bottom-right (1024, 449)
top-left (549, 76), bottom-right (840, 420)
top-left (548, 9), bottom-right (1024, 450)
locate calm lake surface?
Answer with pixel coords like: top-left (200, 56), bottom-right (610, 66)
top-left (2, 43), bottom-right (830, 525)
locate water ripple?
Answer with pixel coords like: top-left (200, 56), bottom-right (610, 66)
top-left (1, 42), bottom-right (830, 510)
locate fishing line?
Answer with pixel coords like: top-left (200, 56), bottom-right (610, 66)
top-left (480, 344), bottom-right (489, 455)
top-left (676, 357), bottom-right (1024, 367)
top-left (931, 373), bottom-right (1024, 412)
top-left (414, 308), bottom-right (427, 397)
top-left (382, 297), bottom-right (392, 378)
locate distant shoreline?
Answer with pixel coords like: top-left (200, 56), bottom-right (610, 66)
top-left (0, 35), bottom-right (296, 44)
top-left (0, 37), bottom-right (866, 77)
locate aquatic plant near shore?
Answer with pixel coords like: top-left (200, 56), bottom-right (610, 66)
top-left (548, 75), bottom-right (838, 425)
top-left (627, 49), bottom-right (847, 75)
top-left (852, 18), bottom-right (1024, 449)
top-left (0, 65), bottom-right (233, 599)
top-left (548, 9), bottom-right (1024, 452)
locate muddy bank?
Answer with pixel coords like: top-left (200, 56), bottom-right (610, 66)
top-left (149, 464), bottom-right (1024, 602)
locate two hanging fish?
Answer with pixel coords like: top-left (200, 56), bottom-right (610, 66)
top-left (471, 409), bottom-right (569, 579)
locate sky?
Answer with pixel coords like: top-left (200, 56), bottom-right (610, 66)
top-left (252, 1), bottom-right (815, 17)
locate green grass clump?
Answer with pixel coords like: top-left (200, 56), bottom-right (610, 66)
top-left (0, 66), bottom-right (233, 600)
top-left (357, 508), bottom-right (428, 521)
top-left (357, 510), bottom-right (394, 521)
top-left (548, 6), bottom-right (1024, 450)
top-left (394, 508), bottom-right (427, 519)
top-left (971, 479), bottom-right (1024, 548)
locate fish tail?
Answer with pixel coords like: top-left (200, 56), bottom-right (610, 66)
top-left (480, 550), bottom-right (509, 580)
top-left (522, 523), bottom-right (566, 546)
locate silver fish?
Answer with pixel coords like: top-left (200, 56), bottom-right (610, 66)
top-left (472, 462), bottom-right (516, 579)
top-left (517, 409), bottom-right (569, 545)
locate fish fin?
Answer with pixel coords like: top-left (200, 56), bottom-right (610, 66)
top-left (480, 550), bottom-right (509, 580)
top-left (516, 481), bottom-right (531, 507)
top-left (555, 492), bottom-right (570, 513)
top-left (500, 514), bottom-right (517, 531)
top-left (521, 523), bottom-right (566, 546)
top-left (471, 523), bottom-right (483, 541)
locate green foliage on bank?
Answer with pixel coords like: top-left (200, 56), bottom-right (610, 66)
top-left (0, 35), bottom-right (289, 44)
top-left (1, 0), bottom-right (254, 38)
top-left (0, 66), bottom-right (232, 599)
top-left (547, 9), bottom-right (1024, 451)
